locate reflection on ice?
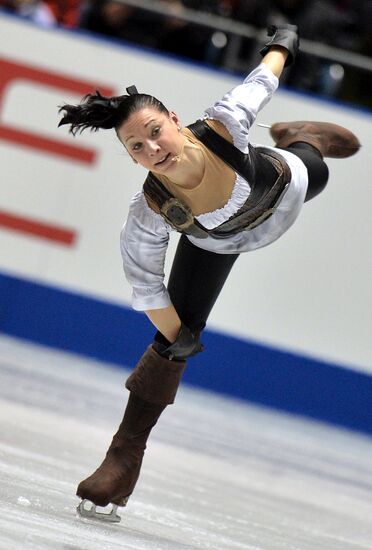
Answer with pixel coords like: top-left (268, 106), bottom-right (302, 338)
top-left (1, 334), bottom-right (372, 549)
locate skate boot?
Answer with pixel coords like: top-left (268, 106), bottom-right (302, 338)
top-left (270, 121), bottom-right (360, 158)
top-left (76, 346), bottom-right (186, 522)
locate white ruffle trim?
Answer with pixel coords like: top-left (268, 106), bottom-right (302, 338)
top-left (195, 173), bottom-right (251, 230)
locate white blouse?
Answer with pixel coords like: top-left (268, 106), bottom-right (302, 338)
top-left (120, 64), bottom-right (308, 311)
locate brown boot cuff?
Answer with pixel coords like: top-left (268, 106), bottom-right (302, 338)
top-left (125, 346), bottom-right (186, 405)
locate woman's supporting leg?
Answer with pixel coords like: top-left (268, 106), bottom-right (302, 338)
top-left (77, 346), bottom-right (186, 508)
top-left (155, 234), bottom-right (239, 346)
top-left (77, 239), bottom-right (238, 510)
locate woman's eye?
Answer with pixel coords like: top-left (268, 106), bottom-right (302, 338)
top-left (133, 143), bottom-right (142, 151)
top-left (152, 127), bottom-right (160, 136)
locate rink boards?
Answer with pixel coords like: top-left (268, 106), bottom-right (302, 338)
top-left (0, 12), bottom-right (372, 434)
top-left (1, 270), bottom-right (372, 435)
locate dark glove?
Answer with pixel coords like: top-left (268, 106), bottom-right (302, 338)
top-left (153, 322), bottom-right (204, 361)
top-left (259, 24), bottom-right (299, 66)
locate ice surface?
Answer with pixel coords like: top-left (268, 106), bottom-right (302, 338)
top-left (1, 334), bottom-right (372, 549)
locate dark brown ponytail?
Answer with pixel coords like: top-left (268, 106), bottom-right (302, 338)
top-left (58, 90), bottom-right (169, 135)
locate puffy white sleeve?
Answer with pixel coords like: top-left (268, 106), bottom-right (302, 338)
top-left (120, 191), bottom-right (172, 311)
top-left (204, 63), bottom-right (279, 152)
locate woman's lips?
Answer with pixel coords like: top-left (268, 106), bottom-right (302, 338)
top-left (155, 153), bottom-right (171, 166)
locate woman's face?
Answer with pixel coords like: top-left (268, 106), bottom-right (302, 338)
top-left (117, 107), bottom-right (184, 174)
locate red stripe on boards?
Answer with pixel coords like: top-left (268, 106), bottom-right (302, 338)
top-left (0, 210), bottom-right (77, 245)
top-left (0, 125), bottom-right (96, 164)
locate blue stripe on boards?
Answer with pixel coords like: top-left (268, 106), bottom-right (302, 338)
top-left (1, 271), bottom-right (371, 435)
top-left (0, 272), bottom-right (153, 366)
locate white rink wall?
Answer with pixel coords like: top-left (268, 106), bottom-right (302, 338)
top-left (0, 13), bottom-right (371, 376)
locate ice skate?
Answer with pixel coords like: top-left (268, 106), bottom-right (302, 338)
top-left (76, 346), bottom-right (186, 523)
top-left (77, 499), bottom-right (122, 523)
top-left (76, 427), bottom-right (146, 522)
top-left (270, 121), bottom-right (360, 158)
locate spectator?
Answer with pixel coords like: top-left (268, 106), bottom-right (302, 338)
top-left (278, 1), bottom-right (355, 94)
top-left (0, 0), bottom-right (56, 25)
top-left (79, 0), bottom-right (162, 48)
top-left (80, 0), bottom-right (214, 64)
top-left (157, 0), bottom-right (213, 62)
top-left (229, 0), bottom-right (272, 69)
top-left (337, 0), bottom-right (372, 108)
top-left (44, 0), bottom-right (83, 28)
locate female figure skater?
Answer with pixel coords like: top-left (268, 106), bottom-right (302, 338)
top-left (59, 25), bottom-right (360, 521)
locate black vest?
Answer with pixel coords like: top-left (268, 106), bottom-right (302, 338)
top-left (143, 120), bottom-right (291, 239)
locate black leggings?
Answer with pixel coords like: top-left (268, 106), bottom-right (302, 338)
top-left (154, 144), bottom-right (329, 344)
top-left (286, 143), bottom-right (329, 202)
top-left (154, 235), bottom-right (239, 345)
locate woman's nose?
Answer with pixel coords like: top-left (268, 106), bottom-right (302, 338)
top-left (147, 141), bottom-right (160, 156)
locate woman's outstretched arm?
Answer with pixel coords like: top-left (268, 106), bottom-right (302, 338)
top-left (261, 46), bottom-right (289, 78)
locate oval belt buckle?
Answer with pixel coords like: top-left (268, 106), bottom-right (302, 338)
top-left (161, 198), bottom-right (194, 231)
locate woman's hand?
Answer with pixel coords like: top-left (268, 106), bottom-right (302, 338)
top-left (153, 322), bottom-right (204, 361)
top-left (146, 305), bottom-right (203, 360)
top-left (260, 24), bottom-right (299, 68)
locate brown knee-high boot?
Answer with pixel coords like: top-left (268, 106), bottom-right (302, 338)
top-left (76, 346), bottom-right (186, 507)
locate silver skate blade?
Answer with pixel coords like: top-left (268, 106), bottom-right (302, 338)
top-left (77, 499), bottom-right (121, 523)
top-left (257, 123), bottom-right (272, 129)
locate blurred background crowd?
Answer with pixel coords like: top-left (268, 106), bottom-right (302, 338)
top-left (1, 0), bottom-right (371, 108)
